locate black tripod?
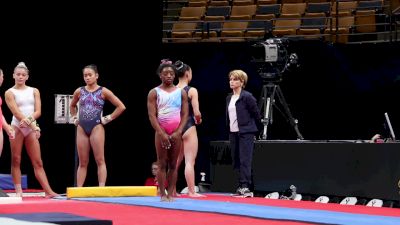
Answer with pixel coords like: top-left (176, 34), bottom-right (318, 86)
top-left (258, 82), bottom-right (304, 140)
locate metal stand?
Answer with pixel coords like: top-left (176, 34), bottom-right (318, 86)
top-left (54, 94), bottom-right (78, 186)
top-left (258, 82), bottom-right (303, 140)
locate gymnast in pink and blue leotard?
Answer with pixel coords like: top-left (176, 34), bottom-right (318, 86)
top-left (147, 60), bottom-right (189, 201)
top-left (155, 86), bottom-right (182, 135)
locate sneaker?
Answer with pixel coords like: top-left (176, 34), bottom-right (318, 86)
top-left (235, 187), bottom-right (243, 195)
top-left (232, 187), bottom-right (254, 198)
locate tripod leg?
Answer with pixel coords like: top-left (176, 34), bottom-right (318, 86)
top-left (261, 97), bottom-right (272, 140)
top-left (275, 86), bottom-right (304, 140)
top-left (259, 84), bottom-right (277, 140)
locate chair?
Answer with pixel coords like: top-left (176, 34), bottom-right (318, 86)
top-left (305, 2), bottom-right (331, 17)
top-left (331, 1), bottom-right (358, 17)
top-left (280, 3), bottom-right (307, 18)
top-left (315, 196), bottom-right (329, 203)
top-left (272, 18), bottom-right (301, 36)
top-left (324, 16), bottom-right (354, 43)
top-left (355, 10), bottom-right (376, 33)
top-left (195, 5), bottom-right (231, 39)
top-left (179, 6), bottom-right (206, 21)
top-left (209, 0), bottom-right (230, 6)
top-left (230, 5), bottom-right (257, 20)
top-left (188, 0), bottom-right (209, 7)
top-left (220, 21), bottom-right (249, 42)
top-left (257, 0), bottom-right (278, 4)
top-left (232, 0), bottom-right (255, 6)
top-left (282, 0), bottom-right (305, 3)
top-left (340, 197), bottom-right (357, 205)
top-left (194, 19), bottom-right (222, 39)
top-left (171, 22), bottom-right (198, 42)
top-left (255, 4), bottom-right (281, 20)
top-left (297, 17), bottom-right (327, 37)
top-left (357, 0), bottom-right (383, 12)
top-left (188, 2), bottom-right (208, 7)
top-left (205, 5), bottom-right (232, 20)
top-left (245, 20), bottom-right (273, 39)
top-left (265, 192), bottom-right (280, 199)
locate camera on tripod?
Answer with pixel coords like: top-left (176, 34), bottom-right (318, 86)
top-left (251, 38), bottom-right (298, 83)
top-left (254, 38), bottom-right (304, 140)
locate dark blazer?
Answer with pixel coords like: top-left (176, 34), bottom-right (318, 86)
top-left (226, 90), bottom-right (261, 134)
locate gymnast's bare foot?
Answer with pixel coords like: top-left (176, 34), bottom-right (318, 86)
top-left (188, 192), bottom-right (206, 197)
top-left (45, 192), bottom-right (60, 198)
top-left (167, 196), bottom-right (175, 202)
top-left (161, 195), bottom-right (169, 202)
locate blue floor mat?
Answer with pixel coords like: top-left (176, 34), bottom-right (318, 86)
top-left (72, 196), bottom-right (400, 225)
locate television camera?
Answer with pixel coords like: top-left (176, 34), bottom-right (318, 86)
top-left (252, 38), bottom-right (303, 140)
top-left (251, 38), bottom-right (298, 82)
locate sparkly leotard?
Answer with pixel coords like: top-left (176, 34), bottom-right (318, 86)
top-left (155, 87), bottom-right (182, 135)
top-left (78, 86), bottom-right (104, 135)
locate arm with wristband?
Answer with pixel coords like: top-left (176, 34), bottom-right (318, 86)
top-left (101, 87), bottom-right (126, 125)
top-left (69, 88), bottom-right (81, 126)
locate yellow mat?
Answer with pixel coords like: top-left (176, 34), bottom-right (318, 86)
top-left (67, 186), bottom-right (157, 198)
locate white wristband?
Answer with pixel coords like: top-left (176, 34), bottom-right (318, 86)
top-left (72, 116), bottom-right (79, 126)
top-left (101, 115), bottom-right (113, 125)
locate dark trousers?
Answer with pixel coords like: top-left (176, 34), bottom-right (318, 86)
top-left (229, 132), bottom-right (255, 189)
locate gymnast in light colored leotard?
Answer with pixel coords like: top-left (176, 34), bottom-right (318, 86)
top-left (155, 86), bottom-right (182, 135)
top-left (147, 59), bottom-right (188, 201)
top-left (5, 62), bottom-right (58, 198)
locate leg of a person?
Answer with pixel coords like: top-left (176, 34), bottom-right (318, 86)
top-left (238, 133), bottom-right (254, 188)
top-left (76, 126), bottom-right (91, 187)
top-left (229, 132), bottom-right (240, 170)
top-left (0, 129), bottom-right (3, 157)
top-left (183, 126), bottom-right (203, 196)
top-left (176, 141), bottom-right (184, 170)
top-left (10, 126), bottom-right (24, 196)
top-left (89, 125), bottom-right (106, 186)
top-left (172, 142), bottom-right (184, 196)
top-left (155, 133), bottom-right (168, 201)
top-left (24, 132), bottom-right (57, 197)
top-left (166, 136), bottom-right (181, 200)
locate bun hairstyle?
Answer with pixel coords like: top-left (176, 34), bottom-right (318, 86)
top-left (83, 64), bottom-right (99, 74)
top-left (14, 62), bottom-right (29, 74)
top-left (174, 60), bottom-right (191, 78)
top-left (160, 59), bottom-right (172, 65)
top-left (157, 58), bottom-right (176, 75)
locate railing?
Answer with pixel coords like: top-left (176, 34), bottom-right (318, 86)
top-left (162, 0), bottom-right (400, 43)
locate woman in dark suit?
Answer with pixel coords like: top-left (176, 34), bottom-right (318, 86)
top-left (226, 70), bottom-right (261, 197)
